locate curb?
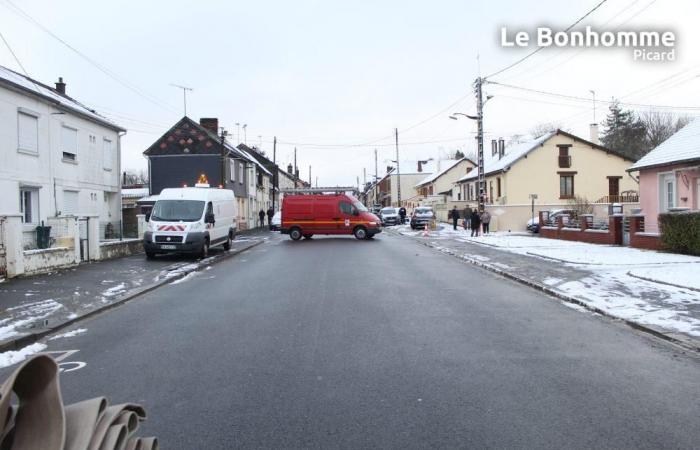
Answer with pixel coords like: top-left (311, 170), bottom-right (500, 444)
top-left (399, 232), bottom-right (700, 354)
top-left (0, 239), bottom-right (265, 353)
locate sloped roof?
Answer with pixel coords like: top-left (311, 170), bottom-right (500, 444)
top-left (457, 132), bottom-right (555, 182)
top-left (629, 119), bottom-right (700, 171)
top-left (415, 158), bottom-right (470, 187)
top-left (0, 64), bottom-right (124, 131)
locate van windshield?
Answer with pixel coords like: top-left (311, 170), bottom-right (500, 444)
top-left (353, 201), bottom-right (368, 212)
top-left (151, 200), bottom-right (205, 222)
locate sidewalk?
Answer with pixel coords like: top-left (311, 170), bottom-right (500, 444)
top-left (391, 224), bottom-right (700, 350)
top-left (0, 229), bottom-right (270, 353)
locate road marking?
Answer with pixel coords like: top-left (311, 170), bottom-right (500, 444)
top-left (42, 349), bottom-right (87, 373)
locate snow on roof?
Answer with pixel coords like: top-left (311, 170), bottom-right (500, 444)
top-left (121, 188), bottom-right (150, 199)
top-left (233, 145), bottom-right (273, 176)
top-left (457, 132), bottom-right (555, 182)
top-left (0, 65), bottom-right (124, 131)
top-left (629, 118), bottom-right (700, 171)
top-left (415, 159), bottom-right (464, 187)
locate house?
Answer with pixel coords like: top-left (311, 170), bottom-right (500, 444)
top-left (235, 144), bottom-right (274, 228)
top-left (143, 116), bottom-right (254, 229)
top-left (627, 119), bottom-right (700, 232)
top-left (369, 160), bottom-right (436, 207)
top-left (414, 158), bottom-right (475, 205)
top-left (0, 65), bottom-right (126, 247)
top-left (456, 129), bottom-right (637, 231)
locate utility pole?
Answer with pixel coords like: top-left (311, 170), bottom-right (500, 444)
top-left (242, 124), bottom-right (247, 145)
top-left (170, 84), bottom-right (193, 116)
top-left (220, 127), bottom-right (227, 187)
top-left (272, 136), bottom-right (277, 212)
top-left (374, 148), bottom-right (378, 206)
top-left (475, 77), bottom-right (485, 212)
top-left (294, 148), bottom-right (297, 175)
top-left (309, 165), bottom-right (312, 186)
top-left (395, 128), bottom-right (401, 206)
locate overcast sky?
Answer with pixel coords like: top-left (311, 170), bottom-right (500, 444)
top-left (1, 0), bottom-right (698, 186)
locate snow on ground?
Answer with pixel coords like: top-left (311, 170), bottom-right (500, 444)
top-left (401, 225), bottom-right (700, 338)
top-left (0, 300), bottom-right (63, 341)
top-left (101, 283), bottom-right (127, 298)
top-left (169, 271), bottom-right (199, 285)
top-left (49, 328), bottom-right (87, 340)
top-left (0, 343), bottom-right (47, 369)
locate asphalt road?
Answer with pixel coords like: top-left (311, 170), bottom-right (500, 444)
top-left (19, 232), bottom-right (700, 448)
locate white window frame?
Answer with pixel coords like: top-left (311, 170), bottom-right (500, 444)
top-left (19, 187), bottom-right (40, 224)
top-left (229, 159), bottom-right (236, 182)
top-left (658, 172), bottom-right (676, 212)
top-left (239, 163), bottom-right (244, 184)
top-left (103, 138), bottom-right (113, 171)
top-left (17, 109), bottom-right (39, 155)
top-left (61, 125), bottom-right (78, 163)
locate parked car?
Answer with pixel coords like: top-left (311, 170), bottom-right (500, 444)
top-left (379, 207), bottom-right (400, 226)
top-left (144, 186), bottom-right (238, 258)
top-left (410, 207), bottom-right (435, 230)
top-left (271, 211), bottom-right (281, 231)
top-left (526, 209), bottom-right (575, 233)
top-left (281, 194), bottom-right (382, 240)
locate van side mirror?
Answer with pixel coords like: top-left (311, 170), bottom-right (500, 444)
top-left (205, 213), bottom-right (215, 224)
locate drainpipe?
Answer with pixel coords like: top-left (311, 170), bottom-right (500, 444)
top-left (117, 130), bottom-right (127, 239)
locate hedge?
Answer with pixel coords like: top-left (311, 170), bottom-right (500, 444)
top-left (659, 212), bottom-right (700, 256)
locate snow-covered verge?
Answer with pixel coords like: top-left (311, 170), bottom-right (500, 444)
top-left (0, 343), bottom-right (46, 369)
top-left (397, 227), bottom-right (700, 339)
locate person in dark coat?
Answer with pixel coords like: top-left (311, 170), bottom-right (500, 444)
top-left (462, 206), bottom-right (472, 231)
top-left (449, 206), bottom-right (459, 230)
top-left (399, 207), bottom-right (407, 224)
top-left (470, 210), bottom-right (481, 237)
top-left (266, 207), bottom-right (274, 229)
top-left (258, 209), bottom-right (266, 228)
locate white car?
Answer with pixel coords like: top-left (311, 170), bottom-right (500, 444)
top-left (271, 211), bottom-right (281, 231)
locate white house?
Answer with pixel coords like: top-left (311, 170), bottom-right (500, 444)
top-left (0, 65), bottom-right (125, 247)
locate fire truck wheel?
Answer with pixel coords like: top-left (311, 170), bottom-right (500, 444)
top-left (353, 226), bottom-right (367, 240)
top-left (290, 228), bottom-right (302, 241)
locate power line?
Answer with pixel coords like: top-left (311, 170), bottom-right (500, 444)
top-left (485, 0), bottom-right (609, 80)
top-left (0, 0), bottom-right (179, 114)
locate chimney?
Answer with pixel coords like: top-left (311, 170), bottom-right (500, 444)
top-left (55, 77), bottom-right (66, 95)
top-left (417, 161), bottom-right (423, 172)
top-left (589, 123), bottom-right (600, 145)
top-left (199, 118), bottom-right (219, 134)
top-left (498, 138), bottom-right (505, 159)
top-left (491, 139), bottom-right (498, 156)
top-left (287, 163), bottom-right (293, 174)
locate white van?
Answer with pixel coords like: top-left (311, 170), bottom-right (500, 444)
top-left (143, 186), bottom-right (238, 258)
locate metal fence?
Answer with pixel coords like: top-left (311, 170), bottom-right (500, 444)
top-left (99, 221), bottom-right (138, 241)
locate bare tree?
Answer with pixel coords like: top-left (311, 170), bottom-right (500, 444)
top-left (641, 111), bottom-right (691, 151)
top-left (122, 169), bottom-right (149, 186)
top-left (529, 122), bottom-right (563, 139)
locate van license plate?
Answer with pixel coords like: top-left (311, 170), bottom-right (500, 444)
top-left (160, 244), bottom-right (177, 250)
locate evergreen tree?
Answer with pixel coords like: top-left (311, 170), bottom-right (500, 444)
top-left (454, 150), bottom-right (465, 159)
top-left (601, 100), bottom-right (647, 160)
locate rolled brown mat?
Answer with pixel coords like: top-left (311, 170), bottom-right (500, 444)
top-left (0, 355), bottom-right (158, 450)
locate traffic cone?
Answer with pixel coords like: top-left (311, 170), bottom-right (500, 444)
top-left (422, 224), bottom-right (429, 237)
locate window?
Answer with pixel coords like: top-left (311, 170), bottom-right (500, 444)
top-left (18, 111), bottom-right (39, 154)
top-left (497, 177), bottom-right (502, 198)
top-left (660, 173), bottom-right (675, 212)
top-left (63, 190), bottom-right (79, 215)
top-left (19, 188), bottom-right (39, 223)
top-left (239, 164), bottom-right (244, 184)
top-left (229, 160), bottom-right (235, 182)
top-left (103, 139), bottom-right (113, 170)
top-left (558, 145), bottom-right (572, 168)
top-left (61, 126), bottom-right (78, 162)
top-left (489, 181), bottom-right (493, 203)
top-left (339, 201), bottom-right (354, 215)
top-left (560, 175), bottom-right (575, 199)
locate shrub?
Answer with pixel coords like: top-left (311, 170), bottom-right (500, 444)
top-left (659, 212), bottom-right (700, 256)
top-left (566, 195), bottom-right (593, 218)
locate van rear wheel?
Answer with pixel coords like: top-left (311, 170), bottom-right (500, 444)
top-left (290, 228), bottom-right (302, 241)
top-left (353, 227), bottom-right (367, 240)
top-left (223, 234), bottom-right (232, 251)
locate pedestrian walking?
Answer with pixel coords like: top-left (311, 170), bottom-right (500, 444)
top-left (481, 210), bottom-right (491, 235)
top-left (470, 210), bottom-right (481, 237)
top-left (462, 206), bottom-right (472, 232)
top-left (258, 209), bottom-right (266, 228)
top-left (449, 206), bottom-right (459, 230)
top-left (399, 206), bottom-right (407, 225)
top-left (266, 207), bottom-right (274, 230)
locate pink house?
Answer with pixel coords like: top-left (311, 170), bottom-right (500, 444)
top-left (628, 119), bottom-right (700, 232)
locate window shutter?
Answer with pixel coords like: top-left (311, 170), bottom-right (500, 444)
top-left (63, 190), bottom-right (79, 215)
top-left (62, 126), bottom-right (78, 156)
top-left (103, 139), bottom-right (112, 170)
top-left (18, 112), bottom-right (38, 152)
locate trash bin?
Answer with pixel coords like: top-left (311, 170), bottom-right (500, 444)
top-left (35, 222), bottom-right (52, 249)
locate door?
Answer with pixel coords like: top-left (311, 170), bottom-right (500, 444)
top-left (338, 200), bottom-right (356, 235)
top-left (312, 199), bottom-right (336, 234)
top-left (608, 177), bottom-right (620, 201)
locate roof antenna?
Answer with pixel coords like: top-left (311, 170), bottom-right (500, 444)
top-left (170, 83), bottom-right (193, 116)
